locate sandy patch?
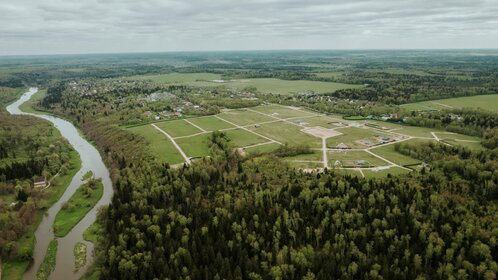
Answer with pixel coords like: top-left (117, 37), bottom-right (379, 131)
top-left (302, 126), bottom-right (342, 138)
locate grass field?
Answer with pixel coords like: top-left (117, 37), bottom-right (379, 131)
top-left (176, 134), bottom-right (211, 158)
top-left (155, 119), bottom-right (202, 137)
top-left (127, 125), bottom-right (184, 164)
top-left (125, 104), bottom-right (485, 177)
top-left (329, 151), bottom-right (389, 167)
top-left (401, 94), bottom-right (498, 112)
top-left (53, 179), bottom-right (103, 237)
top-left (218, 109), bottom-right (275, 126)
top-left (249, 122), bottom-right (322, 148)
top-left (362, 167), bottom-right (411, 178)
top-left (128, 73), bottom-right (363, 95)
top-left (187, 116), bottom-right (235, 131)
top-left (326, 127), bottom-right (396, 149)
top-left (250, 105), bottom-right (316, 119)
top-left (370, 142), bottom-right (424, 166)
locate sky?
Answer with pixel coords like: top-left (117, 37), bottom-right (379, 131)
top-left (1, 0), bottom-right (497, 55)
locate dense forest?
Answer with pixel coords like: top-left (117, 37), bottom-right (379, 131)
top-left (98, 132), bottom-right (498, 279)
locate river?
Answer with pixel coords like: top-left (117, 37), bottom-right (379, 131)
top-left (6, 88), bottom-right (113, 280)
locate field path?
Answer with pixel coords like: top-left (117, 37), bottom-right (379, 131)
top-left (214, 115), bottom-right (283, 145)
top-left (322, 137), bottom-right (328, 169)
top-left (151, 124), bottom-right (191, 164)
top-left (184, 119), bottom-right (207, 132)
top-left (365, 150), bottom-right (412, 171)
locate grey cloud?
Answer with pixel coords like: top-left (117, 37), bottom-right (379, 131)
top-left (0, 0), bottom-right (497, 55)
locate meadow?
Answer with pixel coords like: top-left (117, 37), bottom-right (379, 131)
top-left (125, 103), bottom-right (482, 176)
top-left (127, 72), bottom-right (363, 95)
top-left (401, 94), bottom-right (498, 112)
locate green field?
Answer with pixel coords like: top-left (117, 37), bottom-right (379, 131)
top-left (402, 94), bottom-right (498, 112)
top-left (362, 167), bottom-right (411, 178)
top-left (53, 179), bottom-right (104, 237)
top-left (187, 116), bottom-right (235, 131)
top-left (127, 125), bottom-right (184, 164)
top-left (176, 134), bottom-right (211, 158)
top-left (249, 122), bottom-right (322, 148)
top-left (329, 151), bottom-right (389, 167)
top-left (243, 143), bottom-right (281, 154)
top-left (128, 73), bottom-right (363, 95)
top-left (125, 72), bottom-right (221, 83)
top-left (250, 105), bottom-right (316, 119)
top-left (224, 129), bottom-right (268, 147)
top-left (327, 127), bottom-right (396, 149)
top-left (370, 142), bottom-right (424, 166)
top-left (155, 119), bottom-right (202, 137)
top-left (218, 109), bottom-right (275, 126)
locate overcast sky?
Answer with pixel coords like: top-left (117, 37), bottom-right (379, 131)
top-left (1, 0), bottom-right (497, 55)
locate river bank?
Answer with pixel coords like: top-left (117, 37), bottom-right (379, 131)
top-left (6, 88), bottom-right (113, 280)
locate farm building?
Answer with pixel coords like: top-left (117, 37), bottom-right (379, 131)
top-left (33, 177), bottom-right (47, 188)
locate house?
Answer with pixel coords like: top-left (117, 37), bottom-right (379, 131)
top-left (34, 177), bottom-right (47, 188)
top-left (336, 143), bottom-right (349, 149)
top-left (334, 160), bottom-right (342, 166)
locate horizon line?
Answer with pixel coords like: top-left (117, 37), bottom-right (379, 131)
top-left (1, 48), bottom-right (498, 57)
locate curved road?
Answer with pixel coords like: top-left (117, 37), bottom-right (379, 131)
top-left (7, 88), bottom-right (113, 280)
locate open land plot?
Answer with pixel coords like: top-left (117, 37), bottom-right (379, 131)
top-left (250, 104), bottom-right (316, 119)
top-left (175, 134), bottom-right (211, 158)
top-left (362, 167), bottom-right (411, 178)
top-left (328, 150), bottom-right (389, 167)
top-left (434, 132), bottom-right (481, 142)
top-left (284, 151), bottom-right (323, 162)
top-left (127, 125), bottom-right (184, 164)
top-left (126, 73), bottom-right (363, 95)
top-left (155, 119), bottom-right (202, 137)
top-left (125, 72), bottom-right (222, 83)
top-left (244, 142), bottom-right (281, 154)
top-left (326, 127), bottom-right (398, 149)
top-left (370, 142), bottom-right (424, 166)
top-left (299, 116), bottom-right (345, 128)
top-left (288, 161), bottom-right (324, 170)
top-left (249, 122), bottom-right (322, 148)
top-left (187, 115), bottom-right (235, 131)
top-left (218, 109), bottom-right (275, 126)
top-left (224, 129), bottom-right (269, 147)
top-left (442, 139), bottom-right (485, 151)
top-left (402, 94), bottom-right (498, 112)
top-left (231, 78), bottom-right (364, 95)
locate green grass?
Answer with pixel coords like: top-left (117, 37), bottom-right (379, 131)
top-left (244, 143), bottom-right (281, 154)
top-left (155, 119), bottom-right (202, 137)
top-left (82, 171), bottom-right (93, 181)
top-left (370, 143), bottom-right (422, 166)
top-left (287, 161), bottom-right (324, 169)
top-left (176, 134), bottom-right (211, 158)
top-left (299, 116), bottom-right (344, 128)
top-left (284, 151), bottom-right (323, 162)
top-left (328, 151), bottom-right (389, 167)
top-left (134, 74), bottom-right (363, 95)
top-left (224, 129), bottom-right (268, 147)
top-left (36, 240), bottom-right (58, 280)
top-left (127, 125), bottom-right (184, 164)
top-left (125, 72), bottom-right (222, 83)
top-left (53, 180), bottom-right (104, 237)
top-left (1, 260), bottom-right (30, 280)
top-left (326, 127), bottom-right (396, 149)
top-left (187, 116), bottom-right (235, 131)
top-left (443, 139), bottom-right (485, 151)
top-left (18, 89), bottom-right (50, 115)
top-left (74, 242), bottom-right (87, 271)
top-left (250, 105), bottom-right (316, 119)
top-left (362, 167), bottom-right (411, 179)
top-left (218, 109), bottom-right (275, 126)
top-left (83, 222), bottom-right (102, 243)
top-left (402, 94), bottom-right (498, 112)
top-left (249, 122), bottom-right (322, 148)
